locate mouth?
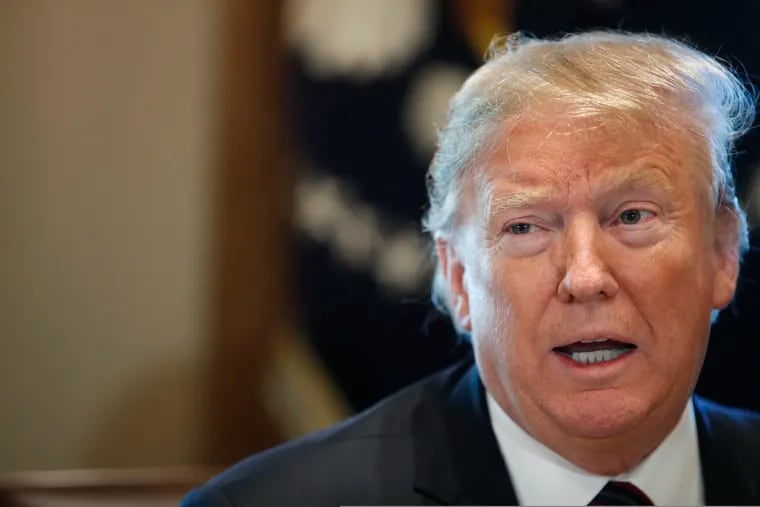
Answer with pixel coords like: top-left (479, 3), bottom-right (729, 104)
top-left (552, 338), bottom-right (637, 365)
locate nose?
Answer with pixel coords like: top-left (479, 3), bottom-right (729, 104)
top-left (557, 217), bottom-right (619, 303)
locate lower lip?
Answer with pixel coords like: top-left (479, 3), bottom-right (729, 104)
top-left (553, 348), bottom-right (636, 370)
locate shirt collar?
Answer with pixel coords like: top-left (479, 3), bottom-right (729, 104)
top-left (486, 394), bottom-right (703, 506)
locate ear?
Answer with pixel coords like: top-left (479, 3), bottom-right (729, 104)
top-left (435, 237), bottom-right (472, 331)
top-left (711, 209), bottom-right (741, 310)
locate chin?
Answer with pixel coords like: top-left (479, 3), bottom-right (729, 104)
top-left (545, 389), bottom-right (652, 439)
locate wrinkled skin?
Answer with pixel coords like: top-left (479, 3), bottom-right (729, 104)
top-left (436, 118), bottom-right (740, 474)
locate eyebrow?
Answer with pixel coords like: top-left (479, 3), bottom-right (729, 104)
top-left (484, 166), bottom-right (675, 222)
top-left (592, 167), bottom-right (675, 195)
top-left (486, 187), bottom-right (555, 222)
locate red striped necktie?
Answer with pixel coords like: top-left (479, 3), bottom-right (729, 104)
top-left (589, 481), bottom-right (654, 505)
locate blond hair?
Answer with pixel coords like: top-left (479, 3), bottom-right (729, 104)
top-left (423, 31), bottom-right (755, 315)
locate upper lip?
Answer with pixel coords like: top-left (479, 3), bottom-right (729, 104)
top-left (552, 331), bottom-right (637, 350)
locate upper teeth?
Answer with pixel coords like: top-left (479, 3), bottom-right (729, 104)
top-left (570, 349), bottom-right (629, 364)
top-left (580, 338), bottom-right (609, 343)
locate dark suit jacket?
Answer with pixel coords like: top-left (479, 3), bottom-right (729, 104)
top-left (182, 357), bottom-right (760, 506)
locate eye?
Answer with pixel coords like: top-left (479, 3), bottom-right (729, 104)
top-left (508, 222), bottom-right (533, 234)
top-left (618, 208), bottom-right (654, 225)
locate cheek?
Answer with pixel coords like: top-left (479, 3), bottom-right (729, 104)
top-left (623, 232), bottom-right (713, 311)
top-left (467, 260), bottom-right (511, 347)
top-left (469, 255), bottom-right (555, 361)
top-left (616, 238), bottom-right (713, 366)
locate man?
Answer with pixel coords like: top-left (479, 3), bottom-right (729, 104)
top-left (183, 31), bottom-right (760, 506)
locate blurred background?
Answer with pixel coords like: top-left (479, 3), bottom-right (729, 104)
top-left (1, 0), bottom-right (760, 504)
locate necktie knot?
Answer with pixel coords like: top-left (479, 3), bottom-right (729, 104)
top-left (589, 481), bottom-right (654, 505)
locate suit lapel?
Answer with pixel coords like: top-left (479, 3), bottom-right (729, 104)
top-left (412, 360), bottom-right (519, 505)
top-left (410, 377), bottom-right (758, 504)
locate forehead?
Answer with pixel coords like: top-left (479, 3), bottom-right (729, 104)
top-left (476, 116), bottom-right (706, 200)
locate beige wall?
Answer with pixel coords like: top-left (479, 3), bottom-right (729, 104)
top-left (0, 1), bottom-right (219, 470)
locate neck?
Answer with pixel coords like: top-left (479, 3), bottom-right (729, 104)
top-left (550, 433), bottom-right (662, 475)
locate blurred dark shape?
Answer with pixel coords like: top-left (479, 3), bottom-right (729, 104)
top-left (288, 1), bottom-right (477, 411)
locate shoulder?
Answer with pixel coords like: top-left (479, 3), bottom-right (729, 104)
top-left (694, 394), bottom-right (760, 444)
top-left (693, 394), bottom-right (760, 501)
top-left (181, 359), bottom-right (473, 507)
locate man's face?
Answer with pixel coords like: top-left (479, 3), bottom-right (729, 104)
top-left (438, 117), bottom-right (739, 462)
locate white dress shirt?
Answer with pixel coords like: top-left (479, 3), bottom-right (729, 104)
top-left (486, 394), bottom-right (704, 506)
